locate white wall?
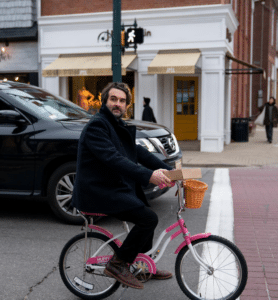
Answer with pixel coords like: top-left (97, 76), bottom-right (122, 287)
top-left (39, 5), bottom-right (237, 57)
top-left (0, 41), bottom-right (38, 73)
top-left (39, 4), bottom-right (238, 152)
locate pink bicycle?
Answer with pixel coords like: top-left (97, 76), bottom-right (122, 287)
top-left (59, 180), bottom-right (247, 300)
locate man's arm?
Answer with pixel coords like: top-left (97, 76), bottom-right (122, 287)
top-left (136, 144), bottom-right (173, 171)
top-left (84, 119), bottom-right (154, 186)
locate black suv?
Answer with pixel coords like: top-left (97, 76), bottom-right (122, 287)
top-left (0, 81), bottom-right (182, 224)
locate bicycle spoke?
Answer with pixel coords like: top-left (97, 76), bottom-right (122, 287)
top-left (176, 236), bottom-right (247, 300)
top-left (60, 233), bottom-right (120, 298)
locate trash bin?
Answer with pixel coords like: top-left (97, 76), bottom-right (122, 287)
top-left (231, 118), bottom-right (249, 142)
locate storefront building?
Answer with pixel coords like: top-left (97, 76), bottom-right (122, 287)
top-left (252, 0), bottom-right (278, 114)
top-left (39, 3), bottom-right (238, 152)
top-left (0, 0), bottom-right (38, 86)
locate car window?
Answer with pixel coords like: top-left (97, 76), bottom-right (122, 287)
top-left (1, 87), bottom-right (92, 121)
top-left (0, 98), bottom-right (11, 111)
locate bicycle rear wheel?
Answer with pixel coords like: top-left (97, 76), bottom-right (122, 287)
top-left (59, 232), bottom-right (120, 300)
top-left (175, 235), bottom-right (247, 300)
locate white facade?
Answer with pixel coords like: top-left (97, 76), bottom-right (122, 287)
top-left (38, 4), bottom-right (238, 152)
top-left (0, 41), bottom-right (38, 73)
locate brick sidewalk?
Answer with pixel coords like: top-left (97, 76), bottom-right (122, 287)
top-left (230, 167), bottom-right (278, 300)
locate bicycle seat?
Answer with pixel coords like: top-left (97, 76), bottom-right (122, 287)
top-left (80, 212), bottom-right (107, 217)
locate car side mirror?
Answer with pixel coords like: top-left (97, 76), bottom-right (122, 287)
top-left (0, 110), bottom-right (26, 124)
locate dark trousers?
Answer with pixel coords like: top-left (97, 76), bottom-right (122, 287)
top-left (111, 206), bottom-right (158, 263)
top-left (265, 123), bottom-right (273, 142)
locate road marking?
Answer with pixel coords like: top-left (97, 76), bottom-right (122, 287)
top-left (198, 169), bottom-right (237, 299)
top-left (205, 168), bottom-right (234, 241)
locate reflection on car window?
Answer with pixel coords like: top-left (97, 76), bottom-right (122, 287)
top-left (2, 87), bottom-right (92, 120)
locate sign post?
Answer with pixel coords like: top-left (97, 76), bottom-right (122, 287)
top-left (112, 0), bottom-right (122, 82)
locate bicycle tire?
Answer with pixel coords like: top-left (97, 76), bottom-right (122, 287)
top-left (59, 232), bottom-right (121, 300)
top-left (175, 235), bottom-right (248, 300)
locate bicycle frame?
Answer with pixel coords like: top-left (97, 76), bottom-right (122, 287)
top-left (82, 181), bottom-right (212, 274)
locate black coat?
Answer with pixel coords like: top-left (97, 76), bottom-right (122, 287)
top-left (72, 104), bottom-right (172, 214)
top-left (142, 104), bottom-right (157, 123)
top-left (259, 103), bottom-right (278, 126)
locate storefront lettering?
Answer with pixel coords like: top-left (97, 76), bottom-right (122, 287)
top-left (166, 68), bottom-right (175, 73)
top-left (79, 70), bottom-right (87, 75)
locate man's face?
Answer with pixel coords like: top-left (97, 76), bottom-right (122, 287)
top-left (106, 88), bottom-right (127, 119)
top-left (269, 98), bottom-right (274, 104)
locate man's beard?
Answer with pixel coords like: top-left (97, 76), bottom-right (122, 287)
top-left (112, 107), bottom-right (124, 119)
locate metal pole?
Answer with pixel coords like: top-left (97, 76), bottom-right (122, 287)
top-left (112, 0), bottom-right (122, 82)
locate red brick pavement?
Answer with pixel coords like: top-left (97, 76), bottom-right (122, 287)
top-left (230, 167), bottom-right (278, 300)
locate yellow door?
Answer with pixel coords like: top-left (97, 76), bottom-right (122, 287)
top-left (174, 77), bottom-right (198, 140)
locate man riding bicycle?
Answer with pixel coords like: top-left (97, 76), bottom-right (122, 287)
top-left (72, 82), bottom-right (174, 290)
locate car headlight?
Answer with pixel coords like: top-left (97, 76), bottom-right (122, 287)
top-left (136, 138), bottom-right (158, 153)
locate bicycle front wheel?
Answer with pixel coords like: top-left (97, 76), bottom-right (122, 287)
top-left (175, 235), bottom-right (247, 300)
top-left (59, 232), bottom-right (120, 300)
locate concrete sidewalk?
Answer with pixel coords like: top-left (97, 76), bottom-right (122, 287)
top-left (180, 126), bottom-right (278, 167)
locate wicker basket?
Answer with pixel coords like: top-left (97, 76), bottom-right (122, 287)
top-left (184, 179), bottom-right (208, 209)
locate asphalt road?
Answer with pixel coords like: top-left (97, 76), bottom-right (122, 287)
top-left (0, 168), bottom-right (214, 300)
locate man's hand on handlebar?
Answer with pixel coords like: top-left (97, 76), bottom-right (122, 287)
top-left (149, 169), bottom-right (175, 188)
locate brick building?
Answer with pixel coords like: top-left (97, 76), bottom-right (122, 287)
top-left (38, 0), bottom-right (271, 152)
top-left (252, 0), bottom-right (278, 114)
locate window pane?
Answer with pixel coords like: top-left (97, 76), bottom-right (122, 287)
top-left (176, 92), bottom-right (182, 103)
top-left (183, 92), bottom-right (188, 102)
top-left (176, 103), bottom-right (182, 114)
top-left (190, 104), bottom-right (194, 115)
top-left (183, 104), bottom-right (188, 115)
top-left (183, 81), bottom-right (188, 89)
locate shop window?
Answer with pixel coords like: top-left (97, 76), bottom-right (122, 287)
top-left (0, 73), bottom-right (35, 85)
top-left (68, 71), bottom-right (135, 118)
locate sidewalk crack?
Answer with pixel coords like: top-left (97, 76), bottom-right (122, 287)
top-left (262, 264), bottom-right (272, 300)
top-left (23, 265), bottom-right (58, 300)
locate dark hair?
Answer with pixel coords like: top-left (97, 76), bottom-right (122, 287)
top-left (101, 82), bottom-right (132, 105)
top-left (144, 97), bottom-right (150, 105)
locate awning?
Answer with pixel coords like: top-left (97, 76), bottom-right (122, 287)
top-left (148, 50), bottom-right (201, 75)
top-left (42, 53), bottom-right (137, 77)
top-left (226, 53), bottom-right (265, 77)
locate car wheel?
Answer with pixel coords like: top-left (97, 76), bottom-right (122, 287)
top-left (47, 162), bottom-right (83, 224)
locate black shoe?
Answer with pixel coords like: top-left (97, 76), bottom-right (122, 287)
top-left (104, 254), bottom-right (144, 289)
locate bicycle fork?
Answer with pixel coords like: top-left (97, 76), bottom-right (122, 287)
top-left (180, 220), bottom-right (213, 275)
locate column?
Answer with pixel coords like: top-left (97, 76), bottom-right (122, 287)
top-left (200, 50), bottom-right (226, 152)
top-left (224, 58), bottom-right (232, 145)
top-left (134, 54), bottom-right (157, 120)
top-left (41, 57), bottom-right (60, 96)
top-left (60, 77), bottom-right (69, 100)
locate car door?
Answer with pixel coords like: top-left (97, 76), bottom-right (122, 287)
top-left (0, 98), bottom-right (36, 195)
